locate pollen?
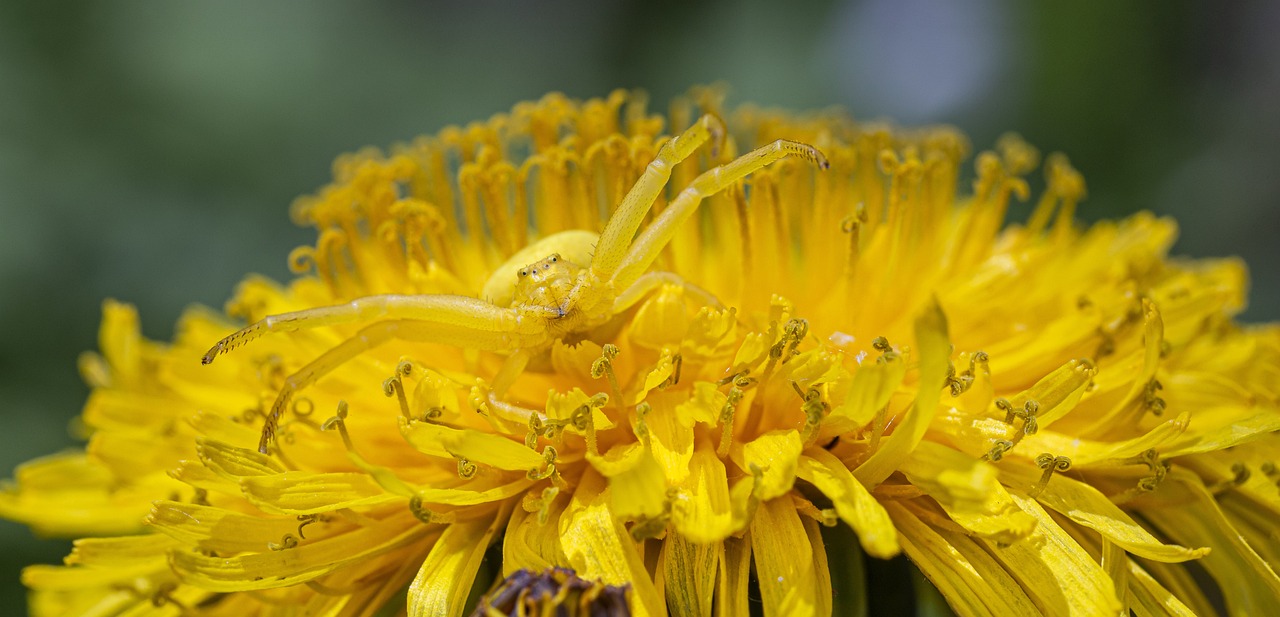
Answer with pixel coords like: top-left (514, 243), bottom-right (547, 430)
top-left (3, 87), bottom-right (1279, 617)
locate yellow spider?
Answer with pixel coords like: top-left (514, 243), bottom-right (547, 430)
top-left (200, 115), bottom-right (828, 453)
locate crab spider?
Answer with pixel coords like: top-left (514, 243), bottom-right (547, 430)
top-left (200, 114), bottom-right (829, 453)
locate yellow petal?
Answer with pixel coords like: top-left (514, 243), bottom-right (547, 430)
top-left (988, 494), bottom-right (1123, 616)
top-left (438, 427), bottom-right (543, 472)
top-left (676, 381), bottom-right (727, 426)
top-left (1141, 470), bottom-right (1280, 614)
top-left (662, 534), bottom-right (718, 617)
top-left (148, 500), bottom-right (318, 555)
top-left (412, 477), bottom-right (533, 507)
top-left (796, 449), bottom-right (899, 559)
top-left (801, 516), bottom-right (833, 617)
top-left (855, 297), bottom-right (950, 487)
top-left (750, 495), bottom-right (818, 617)
top-left (648, 390), bottom-right (695, 484)
top-left (240, 471), bottom-right (396, 514)
top-left (408, 506), bottom-right (507, 617)
top-left (608, 445), bottom-right (668, 520)
top-left (0, 452), bottom-right (164, 537)
top-left (64, 534), bottom-right (179, 568)
top-left (1126, 560), bottom-right (1197, 617)
top-left (558, 470), bottom-right (664, 617)
top-left (716, 533), bottom-right (751, 617)
top-left (170, 510), bottom-right (432, 591)
top-left (827, 354), bottom-right (907, 431)
top-left (196, 439), bottom-right (286, 479)
top-left (899, 441), bottom-right (1037, 544)
top-left (1019, 411), bottom-right (1189, 466)
top-left (671, 445), bottom-right (738, 543)
top-left (732, 430), bottom-right (801, 501)
top-left (886, 501), bottom-right (1040, 617)
top-left (997, 464), bottom-right (1208, 562)
top-left (502, 502), bottom-right (568, 576)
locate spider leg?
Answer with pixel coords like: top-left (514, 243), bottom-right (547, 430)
top-left (257, 319), bottom-right (521, 453)
top-left (202, 294), bottom-right (538, 364)
top-left (611, 139), bottom-right (828, 292)
top-left (612, 271), bottom-right (724, 313)
top-left (589, 114), bottom-right (725, 280)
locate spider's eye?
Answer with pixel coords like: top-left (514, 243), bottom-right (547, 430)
top-left (550, 256), bottom-right (557, 263)
top-left (519, 270), bottom-right (526, 277)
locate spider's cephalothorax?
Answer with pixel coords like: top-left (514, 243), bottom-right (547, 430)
top-left (200, 113), bottom-right (828, 453)
top-left (515, 254), bottom-right (576, 318)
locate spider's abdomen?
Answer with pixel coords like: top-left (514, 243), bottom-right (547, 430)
top-left (481, 230), bottom-right (597, 307)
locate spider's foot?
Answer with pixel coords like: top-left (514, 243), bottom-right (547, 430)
top-left (201, 341), bottom-right (225, 365)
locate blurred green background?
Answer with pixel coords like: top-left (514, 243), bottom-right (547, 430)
top-left (2, 0), bottom-right (1278, 612)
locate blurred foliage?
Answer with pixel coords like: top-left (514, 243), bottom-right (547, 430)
top-left (2, 0), bottom-right (1277, 612)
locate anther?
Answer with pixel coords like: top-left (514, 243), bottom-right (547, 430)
top-left (383, 373), bottom-right (411, 420)
top-left (872, 337), bottom-right (892, 353)
top-left (794, 495), bottom-right (838, 527)
top-left (408, 495), bottom-right (455, 524)
top-left (716, 387), bottom-right (745, 458)
top-left (527, 446), bottom-right (558, 481)
top-left (658, 354), bottom-right (683, 389)
top-left (984, 440), bottom-right (1014, 462)
top-left (535, 486), bottom-right (560, 525)
top-left (591, 344), bottom-right (625, 407)
top-left (1144, 380), bottom-right (1166, 416)
top-left (525, 414), bottom-right (545, 450)
top-left (321, 401), bottom-right (356, 451)
top-left (296, 514), bottom-right (320, 539)
top-left (1029, 453), bottom-right (1071, 497)
top-left (268, 533), bottom-right (299, 551)
top-left (457, 458), bottom-right (478, 480)
top-left (794, 382), bottom-right (830, 445)
top-left (634, 402), bottom-right (652, 444)
top-left (1211, 463), bottom-right (1250, 493)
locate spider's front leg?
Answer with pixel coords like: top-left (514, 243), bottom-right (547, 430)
top-left (201, 294), bottom-right (541, 364)
top-left (608, 139), bottom-right (828, 292)
top-left (197, 294), bottom-right (548, 453)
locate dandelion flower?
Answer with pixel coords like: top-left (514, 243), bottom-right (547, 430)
top-left (3, 88), bottom-right (1279, 616)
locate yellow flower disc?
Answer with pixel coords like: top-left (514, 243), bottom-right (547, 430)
top-left (3, 88), bottom-right (1279, 617)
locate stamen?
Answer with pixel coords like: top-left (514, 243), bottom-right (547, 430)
top-left (149, 582), bottom-right (186, 610)
top-left (527, 447), bottom-right (558, 481)
top-left (1210, 463), bottom-right (1250, 494)
top-left (296, 514), bottom-right (321, 539)
top-left (457, 458), bottom-right (478, 480)
top-left (1144, 380), bottom-right (1166, 416)
top-left (872, 336), bottom-right (901, 364)
top-left (658, 354), bottom-right (683, 389)
top-left (762, 318), bottom-right (809, 379)
top-left (535, 486), bottom-right (560, 525)
top-left (869, 404), bottom-right (889, 451)
top-left (1029, 453), bottom-right (1071, 497)
top-left (944, 362), bottom-right (974, 397)
top-left (793, 382), bottom-right (829, 446)
top-left (383, 370), bottom-right (412, 420)
top-left (409, 495), bottom-right (455, 524)
top-left (268, 533), bottom-right (299, 551)
top-left (984, 440), bottom-right (1014, 462)
top-left (793, 495), bottom-right (838, 527)
top-left (568, 394), bottom-right (607, 456)
top-left (590, 344), bottom-right (625, 407)
top-left (321, 401), bottom-right (356, 451)
top-left (525, 414), bottom-right (545, 450)
top-left (716, 386), bottom-right (745, 458)
top-left (634, 402), bottom-right (652, 445)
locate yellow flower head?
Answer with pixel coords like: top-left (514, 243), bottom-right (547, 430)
top-left (3, 88), bottom-right (1280, 616)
